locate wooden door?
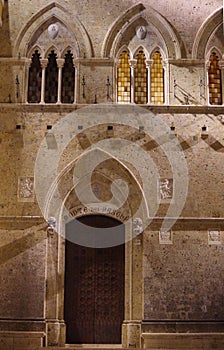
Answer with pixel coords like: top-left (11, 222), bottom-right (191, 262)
top-left (64, 215), bottom-right (125, 344)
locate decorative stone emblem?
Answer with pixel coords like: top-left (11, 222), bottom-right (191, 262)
top-left (159, 178), bottom-right (173, 200)
top-left (48, 23), bottom-right (59, 39)
top-left (18, 177), bottom-right (34, 202)
top-left (47, 217), bottom-right (57, 236)
top-left (159, 230), bottom-right (173, 244)
top-left (208, 230), bottom-right (221, 245)
top-left (133, 217), bottom-right (143, 235)
top-left (136, 26), bottom-right (147, 40)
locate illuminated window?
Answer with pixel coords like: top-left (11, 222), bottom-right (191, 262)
top-left (151, 51), bottom-right (164, 104)
top-left (208, 53), bottom-right (222, 105)
top-left (117, 51), bottom-right (131, 103)
top-left (62, 50), bottom-right (75, 104)
top-left (28, 50), bottom-right (42, 103)
top-left (134, 50), bottom-right (147, 104)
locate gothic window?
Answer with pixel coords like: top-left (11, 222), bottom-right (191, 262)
top-left (45, 50), bottom-right (58, 103)
top-left (117, 50), bottom-right (131, 103)
top-left (208, 52), bottom-right (222, 105)
top-left (28, 50), bottom-right (42, 103)
top-left (62, 50), bottom-right (75, 104)
top-left (151, 51), bottom-right (164, 104)
top-left (134, 50), bottom-right (147, 104)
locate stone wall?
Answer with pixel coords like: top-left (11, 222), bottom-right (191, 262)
top-left (0, 0), bottom-right (223, 349)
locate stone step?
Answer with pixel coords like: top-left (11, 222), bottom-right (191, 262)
top-left (38, 348), bottom-right (131, 350)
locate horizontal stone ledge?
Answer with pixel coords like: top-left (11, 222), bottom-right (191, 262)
top-left (141, 320), bottom-right (224, 333)
top-left (141, 332), bottom-right (224, 350)
top-left (0, 319), bottom-right (46, 332)
top-left (0, 103), bottom-right (222, 115)
top-left (0, 331), bottom-right (45, 338)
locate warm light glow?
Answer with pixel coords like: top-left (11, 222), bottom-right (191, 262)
top-left (151, 51), bottom-right (164, 104)
top-left (117, 51), bottom-right (131, 103)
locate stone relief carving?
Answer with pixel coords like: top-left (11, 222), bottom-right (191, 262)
top-left (18, 177), bottom-right (34, 202)
top-left (136, 26), bottom-right (147, 40)
top-left (133, 217), bottom-right (143, 235)
top-left (48, 24), bottom-right (59, 39)
top-left (159, 178), bottom-right (173, 200)
top-left (208, 230), bottom-right (221, 245)
top-left (159, 230), bottom-right (173, 244)
top-left (47, 217), bottom-right (57, 237)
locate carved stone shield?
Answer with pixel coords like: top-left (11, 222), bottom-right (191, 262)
top-left (136, 26), bottom-right (147, 40)
top-left (48, 23), bottom-right (59, 39)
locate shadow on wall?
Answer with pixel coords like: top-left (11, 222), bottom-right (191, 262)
top-left (0, 1), bottom-right (15, 102)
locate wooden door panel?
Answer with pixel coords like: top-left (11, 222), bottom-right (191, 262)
top-left (64, 215), bottom-right (124, 344)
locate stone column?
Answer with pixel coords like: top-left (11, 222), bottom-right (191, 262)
top-left (205, 60), bottom-right (210, 105)
top-left (145, 59), bottom-right (153, 104)
top-left (25, 58), bottom-right (32, 104)
top-left (73, 60), bottom-right (78, 104)
top-left (129, 59), bottom-right (137, 103)
top-left (163, 59), bottom-right (169, 104)
top-left (40, 59), bottom-right (48, 104)
top-left (219, 59), bottom-right (224, 105)
top-left (56, 58), bottom-right (64, 104)
top-left (122, 222), bottom-right (143, 348)
top-left (45, 219), bottom-right (65, 347)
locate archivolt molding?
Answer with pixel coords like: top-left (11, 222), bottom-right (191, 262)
top-left (102, 3), bottom-right (183, 60)
top-left (192, 7), bottom-right (223, 60)
top-left (149, 46), bottom-right (166, 62)
top-left (27, 45), bottom-right (44, 59)
top-left (43, 146), bottom-right (149, 227)
top-left (13, 1), bottom-right (93, 58)
top-left (101, 3), bottom-right (145, 58)
top-left (44, 45), bottom-right (59, 59)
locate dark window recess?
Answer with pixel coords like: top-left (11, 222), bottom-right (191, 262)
top-left (61, 50), bottom-right (75, 104)
top-left (45, 50), bottom-right (58, 103)
top-left (28, 50), bottom-right (42, 103)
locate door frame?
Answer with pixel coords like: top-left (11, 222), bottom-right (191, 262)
top-left (44, 211), bottom-right (143, 347)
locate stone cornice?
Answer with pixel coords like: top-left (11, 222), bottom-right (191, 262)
top-left (0, 103), bottom-right (223, 115)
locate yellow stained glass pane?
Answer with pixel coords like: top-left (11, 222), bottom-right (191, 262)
top-left (117, 51), bottom-right (130, 103)
top-left (208, 53), bottom-right (222, 105)
top-left (134, 51), bottom-right (147, 104)
top-left (150, 51), bottom-right (164, 104)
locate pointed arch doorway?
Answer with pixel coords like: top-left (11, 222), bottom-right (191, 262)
top-left (64, 215), bottom-right (125, 344)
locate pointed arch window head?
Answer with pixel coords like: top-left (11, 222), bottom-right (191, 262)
top-left (45, 50), bottom-right (58, 103)
top-left (134, 50), bottom-right (147, 104)
top-left (117, 50), bottom-right (131, 103)
top-left (151, 51), bottom-right (164, 105)
top-left (208, 52), bottom-right (222, 105)
top-left (62, 50), bottom-right (75, 104)
top-left (28, 50), bottom-right (42, 103)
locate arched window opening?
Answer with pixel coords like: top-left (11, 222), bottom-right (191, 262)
top-left (117, 51), bottom-right (131, 103)
top-left (151, 51), bottom-right (164, 104)
top-left (208, 52), bottom-right (222, 105)
top-left (62, 50), bottom-right (75, 104)
top-left (45, 50), bottom-right (58, 103)
top-left (134, 50), bottom-right (147, 104)
top-left (28, 50), bottom-right (42, 103)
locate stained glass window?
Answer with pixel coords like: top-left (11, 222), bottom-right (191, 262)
top-left (208, 53), bottom-right (222, 105)
top-left (150, 51), bottom-right (164, 104)
top-left (117, 51), bottom-right (131, 103)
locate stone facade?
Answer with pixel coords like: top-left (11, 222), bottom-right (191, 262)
top-left (0, 1), bottom-right (223, 349)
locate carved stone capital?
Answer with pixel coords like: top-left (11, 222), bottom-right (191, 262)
top-left (129, 59), bottom-right (137, 69)
top-left (40, 59), bottom-right (48, 69)
top-left (145, 59), bottom-right (153, 68)
top-left (56, 58), bottom-right (65, 69)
